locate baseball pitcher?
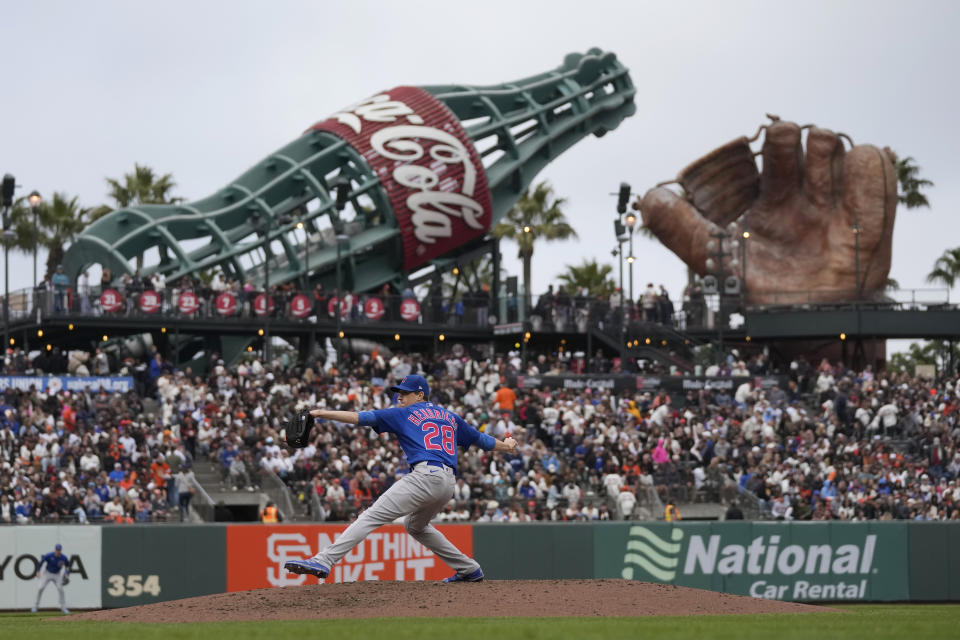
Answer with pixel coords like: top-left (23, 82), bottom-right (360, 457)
top-left (32, 543), bottom-right (70, 614)
top-left (284, 374), bottom-right (517, 582)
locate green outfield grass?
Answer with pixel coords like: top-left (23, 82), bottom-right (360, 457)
top-left (2, 605), bottom-right (958, 640)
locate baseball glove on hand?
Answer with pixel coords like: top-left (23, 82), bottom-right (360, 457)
top-left (286, 409), bottom-right (313, 448)
top-left (61, 575), bottom-right (70, 586)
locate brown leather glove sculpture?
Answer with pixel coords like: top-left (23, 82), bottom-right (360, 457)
top-left (638, 117), bottom-right (897, 304)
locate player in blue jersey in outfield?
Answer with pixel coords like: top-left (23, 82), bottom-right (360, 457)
top-left (284, 374), bottom-right (517, 583)
top-left (32, 543), bottom-right (70, 614)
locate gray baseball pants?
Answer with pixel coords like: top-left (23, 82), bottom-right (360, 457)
top-left (313, 462), bottom-right (479, 575)
top-left (35, 570), bottom-right (66, 610)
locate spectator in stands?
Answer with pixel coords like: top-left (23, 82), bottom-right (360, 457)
top-left (616, 486), bottom-right (636, 520)
top-left (664, 498), bottom-right (681, 522)
top-left (52, 265), bottom-right (70, 314)
top-left (0, 493), bottom-right (14, 523)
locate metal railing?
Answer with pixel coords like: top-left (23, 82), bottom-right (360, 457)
top-left (3, 284), bottom-right (954, 335)
top-left (258, 467), bottom-right (298, 522)
top-left (187, 474), bottom-right (217, 522)
top-left (746, 287), bottom-right (951, 309)
top-left (309, 488), bottom-right (327, 522)
top-left (733, 484), bottom-right (774, 521)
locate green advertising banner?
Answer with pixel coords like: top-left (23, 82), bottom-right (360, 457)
top-left (593, 522), bottom-right (910, 602)
top-left (473, 523), bottom-right (593, 580)
top-left (101, 526), bottom-right (226, 608)
top-left (907, 522), bottom-right (960, 601)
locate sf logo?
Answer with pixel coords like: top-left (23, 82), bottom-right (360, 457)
top-left (266, 533), bottom-right (313, 586)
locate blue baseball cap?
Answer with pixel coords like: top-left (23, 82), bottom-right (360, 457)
top-left (55, 544), bottom-right (62, 551)
top-left (390, 374), bottom-right (429, 397)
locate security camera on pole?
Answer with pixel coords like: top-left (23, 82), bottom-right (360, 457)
top-left (703, 222), bottom-right (741, 363)
top-left (614, 183), bottom-right (632, 365)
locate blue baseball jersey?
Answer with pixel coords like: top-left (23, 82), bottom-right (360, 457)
top-left (357, 402), bottom-right (495, 470)
top-left (39, 551), bottom-right (69, 575)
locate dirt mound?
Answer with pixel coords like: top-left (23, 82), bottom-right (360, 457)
top-left (67, 580), bottom-right (835, 623)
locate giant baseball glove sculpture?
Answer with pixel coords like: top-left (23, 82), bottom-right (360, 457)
top-left (639, 116), bottom-right (897, 304)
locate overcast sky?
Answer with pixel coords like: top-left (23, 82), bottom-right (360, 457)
top-left (4, 1), bottom-right (959, 347)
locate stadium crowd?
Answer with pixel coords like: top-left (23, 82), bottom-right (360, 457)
top-left (1, 340), bottom-right (959, 526)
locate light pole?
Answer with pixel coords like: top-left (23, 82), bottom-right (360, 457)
top-left (297, 220), bottom-right (310, 291)
top-left (252, 211), bottom-right (292, 365)
top-left (613, 218), bottom-right (628, 363)
top-left (624, 211), bottom-right (637, 302)
top-left (852, 222), bottom-right (861, 300)
top-left (2, 175), bottom-right (17, 358)
top-left (334, 234), bottom-right (350, 361)
top-left (740, 230), bottom-right (750, 303)
top-left (263, 221), bottom-right (272, 364)
top-left (706, 229), bottom-right (730, 363)
top-left (331, 176), bottom-right (352, 363)
top-left (28, 191), bottom-right (41, 293)
top-left (521, 224), bottom-right (531, 315)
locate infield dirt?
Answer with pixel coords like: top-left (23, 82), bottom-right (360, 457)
top-left (66, 580), bottom-right (836, 623)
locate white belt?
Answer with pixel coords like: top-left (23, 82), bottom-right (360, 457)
top-left (414, 461), bottom-right (454, 473)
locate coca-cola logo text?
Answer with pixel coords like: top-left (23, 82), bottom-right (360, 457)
top-left (311, 87), bottom-right (492, 271)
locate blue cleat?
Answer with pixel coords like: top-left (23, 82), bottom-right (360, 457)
top-left (284, 558), bottom-right (330, 579)
top-left (442, 568), bottom-right (484, 583)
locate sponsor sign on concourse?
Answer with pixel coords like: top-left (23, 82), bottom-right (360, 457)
top-left (0, 526), bottom-right (102, 609)
top-left (0, 376), bottom-right (134, 393)
top-left (593, 522), bottom-right (909, 601)
top-left (509, 374), bottom-right (786, 394)
top-left (226, 524), bottom-right (472, 590)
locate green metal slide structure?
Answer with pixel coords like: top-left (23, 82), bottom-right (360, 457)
top-left (62, 49), bottom-right (636, 293)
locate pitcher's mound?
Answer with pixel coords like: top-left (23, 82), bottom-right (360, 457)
top-left (68, 580), bottom-right (835, 623)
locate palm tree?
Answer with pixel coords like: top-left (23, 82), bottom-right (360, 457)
top-left (893, 155), bottom-right (934, 209)
top-left (434, 255), bottom-right (502, 301)
top-left (7, 193), bottom-right (94, 280)
top-left (557, 259), bottom-right (615, 297)
top-left (888, 340), bottom-right (959, 376)
top-left (6, 195), bottom-right (44, 257)
top-left (927, 247), bottom-right (960, 289)
top-left (42, 194), bottom-right (94, 279)
top-left (105, 163), bottom-right (181, 209)
top-left (85, 163), bottom-right (180, 226)
top-left (492, 181), bottom-right (578, 313)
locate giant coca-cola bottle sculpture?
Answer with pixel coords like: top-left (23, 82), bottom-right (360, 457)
top-left (63, 49), bottom-right (636, 292)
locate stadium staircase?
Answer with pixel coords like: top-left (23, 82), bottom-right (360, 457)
top-left (589, 322), bottom-right (698, 373)
top-left (188, 459), bottom-right (318, 522)
top-left (189, 460), bottom-right (266, 522)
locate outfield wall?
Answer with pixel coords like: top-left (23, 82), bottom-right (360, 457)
top-left (1, 522), bottom-right (957, 608)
